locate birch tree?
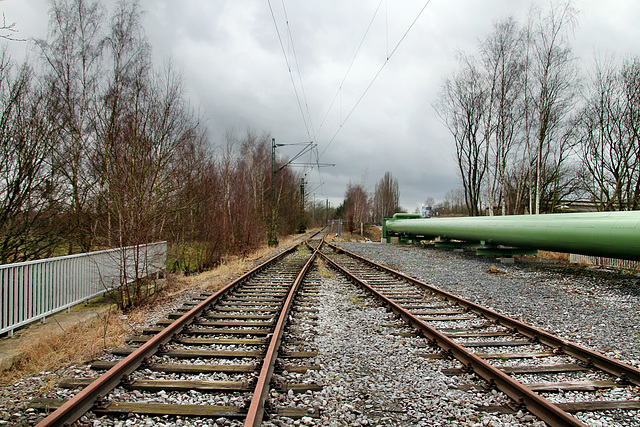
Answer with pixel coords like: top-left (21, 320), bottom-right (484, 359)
top-left (37, 0), bottom-right (105, 252)
top-left (434, 56), bottom-right (487, 216)
top-left (528, 1), bottom-right (578, 214)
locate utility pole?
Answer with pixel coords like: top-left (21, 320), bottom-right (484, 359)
top-left (268, 138), bottom-right (329, 245)
top-left (268, 138), bottom-right (278, 247)
top-left (326, 199), bottom-right (329, 223)
top-left (298, 176), bottom-right (306, 233)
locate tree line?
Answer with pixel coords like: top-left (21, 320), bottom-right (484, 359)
top-left (335, 171), bottom-right (401, 230)
top-left (0, 0), bottom-right (302, 279)
top-left (434, 1), bottom-right (640, 216)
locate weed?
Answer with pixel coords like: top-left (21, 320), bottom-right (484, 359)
top-left (485, 265), bottom-right (507, 275)
top-left (347, 293), bottom-right (359, 305)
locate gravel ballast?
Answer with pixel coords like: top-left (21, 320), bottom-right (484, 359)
top-left (267, 265), bottom-right (543, 427)
top-left (337, 242), bottom-right (640, 369)
top-left (335, 242), bottom-right (640, 426)
top-left (2, 241), bottom-right (640, 426)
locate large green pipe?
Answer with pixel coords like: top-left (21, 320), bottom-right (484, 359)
top-left (385, 211), bottom-right (640, 261)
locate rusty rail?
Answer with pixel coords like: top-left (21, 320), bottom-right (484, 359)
top-left (328, 243), bottom-right (640, 386)
top-left (36, 244), bottom-right (300, 427)
top-left (244, 243), bottom-right (320, 426)
top-left (319, 245), bottom-right (587, 427)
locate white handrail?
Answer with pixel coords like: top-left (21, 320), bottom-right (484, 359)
top-left (1, 242), bottom-right (167, 336)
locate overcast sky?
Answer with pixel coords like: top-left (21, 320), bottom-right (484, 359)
top-left (3, 0), bottom-right (640, 211)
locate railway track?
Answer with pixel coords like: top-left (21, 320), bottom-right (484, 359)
top-left (30, 237), bottom-right (324, 427)
top-left (25, 234), bottom-right (640, 426)
top-left (319, 241), bottom-right (640, 427)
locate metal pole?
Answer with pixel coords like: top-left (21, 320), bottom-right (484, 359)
top-left (326, 199), bottom-right (329, 224)
top-left (268, 138), bottom-right (278, 247)
top-left (297, 176), bottom-right (306, 233)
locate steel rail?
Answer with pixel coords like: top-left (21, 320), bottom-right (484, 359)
top-left (36, 244), bottom-right (300, 427)
top-left (328, 243), bottom-right (640, 386)
top-left (319, 247), bottom-right (587, 427)
top-left (244, 244), bottom-right (320, 426)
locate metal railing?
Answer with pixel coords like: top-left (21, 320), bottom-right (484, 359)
top-left (1, 242), bottom-right (167, 336)
top-left (570, 253), bottom-right (640, 271)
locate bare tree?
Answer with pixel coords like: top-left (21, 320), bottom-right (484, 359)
top-left (37, 0), bottom-right (106, 252)
top-left (576, 55), bottom-right (640, 210)
top-left (434, 56), bottom-right (487, 216)
top-left (0, 52), bottom-right (61, 263)
top-left (480, 17), bottom-right (526, 215)
top-left (90, 0), bottom-right (204, 307)
top-left (437, 188), bottom-right (468, 216)
top-left (343, 182), bottom-right (369, 232)
top-left (94, 0), bottom-right (150, 250)
top-left (372, 171), bottom-right (399, 223)
top-left (527, 1), bottom-right (579, 214)
top-left (0, 11), bottom-right (23, 41)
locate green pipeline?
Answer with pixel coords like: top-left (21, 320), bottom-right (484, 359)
top-left (385, 211), bottom-right (640, 261)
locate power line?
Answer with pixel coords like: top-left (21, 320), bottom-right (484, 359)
top-left (267, 0), bottom-right (313, 140)
top-left (281, 0), bottom-right (315, 142)
top-left (319, 0), bottom-right (433, 159)
top-left (315, 0), bottom-right (384, 140)
top-left (270, 0), bottom-right (334, 198)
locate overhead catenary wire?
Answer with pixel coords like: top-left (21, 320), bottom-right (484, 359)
top-left (268, 0), bottom-right (325, 196)
top-left (319, 0), bottom-right (433, 159)
top-left (312, 0), bottom-right (386, 200)
top-left (267, 0), bottom-right (314, 141)
top-left (281, 0), bottom-right (315, 142)
top-left (315, 0), bottom-right (385, 140)
top-left (267, 1), bottom-right (433, 199)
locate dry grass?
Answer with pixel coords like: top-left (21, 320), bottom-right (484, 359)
top-left (328, 225), bottom-right (381, 242)
top-left (519, 250), bottom-right (570, 263)
top-left (0, 235), bottom-right (302, 386)
top-left (485, 265), bottom-right (507, 275)
top-left (535, 250), bottom-right (570, 262)
top-left (329, 231), bottom-right (368, 243)
top-left (0, 308), bottom-right (127, 388)
top-left (192, 234), bottom-right (301, 290)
